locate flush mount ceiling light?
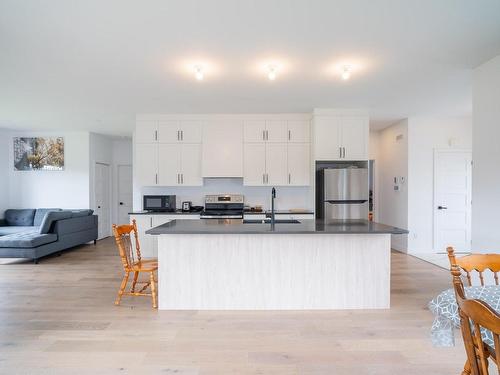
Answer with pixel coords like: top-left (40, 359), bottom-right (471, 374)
top-left (193, 65), bottom-right (204, 81)
top-left (341, 65), bottom-right (351, 80)
top-left (267, 65), bottom-right (278, 81)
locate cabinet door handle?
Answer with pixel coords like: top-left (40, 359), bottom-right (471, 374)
top-left (288, 130), bottom-right (291, 141)
top-left (177, 174), bottom-right (179, 184)
top-left (150, 217), bottom-right (153, 227)
top-left (263, 173), bottom-right (265, 184)
top-left (343, 147), bottom-right (346, 158)
top-left (288, 173), bottom-right (291, 184)
top-left (266, 130), bottom-right (269, 141)
top-left (181, 130), bottom-right (184, 141)
top-left (339, 147), bottom-right (342, 158)
top-left (155, 130), bottom-right (158, 141)
top-left (177, 130), bottom-right (180, 141)
top-left (262, 130), bottom-right (266, 141)
top-left (155, 173), bottom-right (158, 184)
top-left (181, 174), bottom-right (184, 184)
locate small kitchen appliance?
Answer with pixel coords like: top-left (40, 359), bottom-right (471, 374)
top-left (143, 195), bottom-right (176, 212)
top-left (182, 201), bottom-right (192, 212)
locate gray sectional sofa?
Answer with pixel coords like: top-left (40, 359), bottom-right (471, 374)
top-left (0, 208), bottom-right (98, 263)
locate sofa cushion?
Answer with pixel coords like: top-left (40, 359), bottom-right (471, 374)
top-left (0, 231), bottom-right (57, 248)
top-left (67, 209), bottom-right (94, 218)
top-left (0, 226), bottom-right (39, 236)
top-left (4, 209), bottom-right (36, 226)
top-left (39, 211), bottom-right (73, 234)
top-left (34, 208), bottom-right (61, 226)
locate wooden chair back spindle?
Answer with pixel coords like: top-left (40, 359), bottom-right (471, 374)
top-left (447, 247), bottom-right (500, 287)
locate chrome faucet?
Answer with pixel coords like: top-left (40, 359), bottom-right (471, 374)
top-left (271, 187), bottom-right (276, 229)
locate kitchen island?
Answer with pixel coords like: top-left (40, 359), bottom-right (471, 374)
top-left (147, 219), bottom-right (407, 310)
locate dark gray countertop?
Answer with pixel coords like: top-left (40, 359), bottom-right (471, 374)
top-left (129, 211), bottom-right (201, 215)
top-left (146, 219), bottom-right (408, 235)
top-left (244, 210), bottom-right (314, 215)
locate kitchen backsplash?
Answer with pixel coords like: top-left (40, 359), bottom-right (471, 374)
top-left (134, 178), bottom-right (313, 211)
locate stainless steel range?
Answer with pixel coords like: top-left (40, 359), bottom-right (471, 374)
top-left (200, 194), bottom-right (244, 219)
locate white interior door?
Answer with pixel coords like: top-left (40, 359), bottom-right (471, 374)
top-left (95, 162), bottom-right (111, 239)
top-left (433, 150), bottom-right (472, 252)
top-left (117, 165), bottom-right (133, 225)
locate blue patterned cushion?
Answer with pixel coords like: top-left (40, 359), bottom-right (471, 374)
top-left (4, 209), bottom-right (35, 226)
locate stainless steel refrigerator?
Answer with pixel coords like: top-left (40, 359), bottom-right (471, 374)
top-left (320, 168), bottom-right (369, 220)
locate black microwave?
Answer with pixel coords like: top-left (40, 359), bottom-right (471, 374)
top-left (143, 195), bottom-right (176, 212)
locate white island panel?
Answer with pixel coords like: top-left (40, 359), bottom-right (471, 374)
top-left (158, 233), bottom-right (390, 310)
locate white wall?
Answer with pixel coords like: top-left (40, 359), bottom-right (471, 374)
top-left (377, 120), bottom-right (409, 252)
top-left (407, 116), bottom-right (472, 253)
top-left (0, 128), bottom-right (11, 217)
top-left (472, 55), bottom-right (500, 252)
top-left (8, 131), bottom-right (90, 209)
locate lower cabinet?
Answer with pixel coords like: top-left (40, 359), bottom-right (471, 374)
top-left (130, 214), bottom-right (200, 258)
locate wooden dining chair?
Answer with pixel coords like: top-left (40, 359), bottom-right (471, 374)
top-left (112, 220), bottom-right (158, 309)
top-left (451, 264), bottom-right (500, 375)
top-left (447, 247), bottom-right (500, 286)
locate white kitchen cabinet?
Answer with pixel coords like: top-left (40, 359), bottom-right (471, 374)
top-left (244, 121), bottom-right (266, 142)
top-left (135, 121), bottom-right (158, 143)
top-left (158, 121), bottom-right (179, 143)
top-left (265, 143), bottom-right (288, 185)
top-left (180, 121), bottom-right (203, 143)
top-left (314, 117), bottom-right (342, 160)
top-left (287, 143), bottom-right (310, 186)
top-left (340, 117), bottom-right (368, 160)
top-left (265, 121), bottom-right (287, 143)
top-left (158, 144), bottom-right (181, 185)
top-left (243, 120), bottom-right (287, 143)
top-left (157, 120), bottom-right (203, 143)
top-left (135, 143), bottom-right (158, 186)
top-left (180, 143), bottom-right (203, 186)
top-left (202, 120), bottom-right (243, 177)
top-left (243, 143), bottom-right (266, 185)
top-left (131, 214), bottom-right (201, 258)
top-left (287, 120), bottom-right (310, 143)
top-left (314, 116), bottom-right (368, 160)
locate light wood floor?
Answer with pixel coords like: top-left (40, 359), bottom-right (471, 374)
top-left (0, 238), bottom-right (465, 374)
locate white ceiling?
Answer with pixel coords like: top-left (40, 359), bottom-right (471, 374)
top-left (1, 0), bottom-right (499, 135)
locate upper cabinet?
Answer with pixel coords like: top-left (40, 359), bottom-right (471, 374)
top-left (136, 120), bottom-right (203, 144)
top-left (243, 120), bottom-right (308, 143)
top-left (287, 120), bottom-right (310, 143)
top-left (202, 120), bottom-right (243, 177)
top-left (135, 121), bottom-right (159, 143)
top-left (313, 115), bottom-right (368, 161)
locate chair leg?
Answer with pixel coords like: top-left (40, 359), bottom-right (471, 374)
top-left (461, 359), bottom-right (471, 375)
top-left (131, 271), bottom-right (139, 293)
top-left (115, 271), bottom-right (130, 306)
top-left (150, 271), bottom-right (157, 309)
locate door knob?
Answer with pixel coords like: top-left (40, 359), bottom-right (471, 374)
top-left (119, 202), bottom-right (124, 205)
top-left (437, 206), bottom-right (448, 210)
top-left (97, 206), bottom-right (101, 209)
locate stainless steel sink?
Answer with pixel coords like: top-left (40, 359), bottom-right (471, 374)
top-left (242, 219), bottom-right (300, 224)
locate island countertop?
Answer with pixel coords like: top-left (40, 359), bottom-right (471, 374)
top-left (146, 219), bottom-right (408, 235)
